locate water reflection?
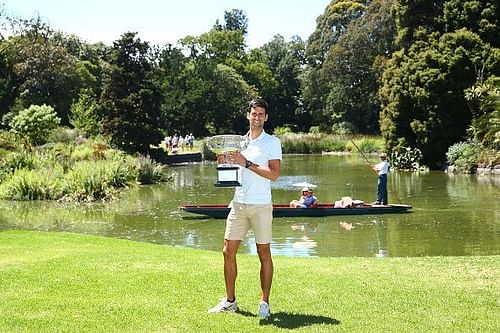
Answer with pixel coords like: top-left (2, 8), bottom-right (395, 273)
top-left (0, 155), bottom-right (499, 258)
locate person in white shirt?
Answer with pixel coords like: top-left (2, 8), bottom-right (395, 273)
top-left (372, 152), bottom-right (389, 204)
top-left (208, 98), bottom-right (281, 319)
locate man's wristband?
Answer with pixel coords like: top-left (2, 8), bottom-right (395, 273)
top-left (245, 160), bottom-right (253, 168)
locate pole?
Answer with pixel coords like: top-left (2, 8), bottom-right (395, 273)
top-left (350, 140), bottom-right (374, 168)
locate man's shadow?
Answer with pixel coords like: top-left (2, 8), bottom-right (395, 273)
top-left (237, 310), bottom-right (340, 329)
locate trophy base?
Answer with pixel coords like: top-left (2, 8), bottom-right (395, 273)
top-left (215, 166), bottom-right (241, 187)
top-left (215, 181), bottom-right (242, 187)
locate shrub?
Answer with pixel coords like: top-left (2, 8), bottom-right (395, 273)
top-left (446, 141), bottom-right (481, 173)
top-left (331, 122), bottom-right (354, 135)
top-left (69, 89), bottom-right (102, 137)
top-left (134, 155), bottom-right (169, 184)
top-left (0, 150), bottom-right (37, 176)
top-left (63, 160), bottom-right (127, 202)
top-left (47, 127), bottom-right (82, 144)
top-left (9, 104), bottom-right (61, 145)
top-left (0, 169), bottom-right (61, 200)
top-left (273, 126), bottom-right (293, 136)
top-left (390, 147), bottom-right (424, 171)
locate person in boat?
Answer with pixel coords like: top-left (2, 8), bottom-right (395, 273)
top-left (208, 97), bottom-right (282, 319)
top-left (371, 152), bottom-right (389, 205)
top-left (290, 187), bottom-right (318, 208)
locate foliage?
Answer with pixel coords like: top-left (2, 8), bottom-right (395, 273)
top-left (62, 160), bottom-right (128, 201)
top-left (278, 133), bottom-right (382, 154)
top-left (5, 17), bottom-right (81, 124)
top-left (134, 155), bottom-right (169, 184)
top-left (0, 149), bottom-right (36, 182)
top-left (390, 146), bottom-right (424, 171)
top-left (0, 137), bottom-right (170, 201)
top-left (464, 78), bottom-right (500, 149)
top-left (273, 126), bottom-right (293, 136)
top-left (0, 130), bottom-right (21, 152)
top-left (380, 27), bottom-right (499, 168)
top-left (47, 127), bottom-right (82, 145)
top-left (9, 104), bottom-right (61, 145)
top-left (0, 168), bottom-right (61, 200)
top-left (69, 89), bottom-right (102, 137)
top-left (100, 32), bottom-right (162, 154)
top-left (321, 0), bottom-right (397, 134)
top-left (446, 141), bottom-right (481, 173)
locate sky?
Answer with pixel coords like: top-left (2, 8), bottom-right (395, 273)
top-left (2, 0), bottom-right (331, 48)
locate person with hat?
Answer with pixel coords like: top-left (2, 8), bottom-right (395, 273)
top-left (289, 187), bottom-right (318, 208)
top-left (372, 152), bottom-right (389, 205)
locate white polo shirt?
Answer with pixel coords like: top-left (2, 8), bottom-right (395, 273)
top-left (232, 131), bottom-right (282, 204)
top-left (376, 160), bottom-right (389, 175)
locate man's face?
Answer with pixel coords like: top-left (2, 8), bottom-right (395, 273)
top-left (247, 106), bottom-right (268, 129)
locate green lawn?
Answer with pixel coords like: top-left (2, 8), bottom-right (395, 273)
top-left (0, 230), bottom-right (498, 332)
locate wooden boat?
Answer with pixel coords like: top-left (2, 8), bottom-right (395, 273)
top-left (179, 203), bottom-right (412, 219)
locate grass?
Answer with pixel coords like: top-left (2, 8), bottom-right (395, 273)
top-left (0, 230), bottom-right (498, 333)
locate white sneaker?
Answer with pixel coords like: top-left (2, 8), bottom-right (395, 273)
top-left (257, 301), bottom-right (271, 319)
top-left (208, 298), bottom-right (238, 313)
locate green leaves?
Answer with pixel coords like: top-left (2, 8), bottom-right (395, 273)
top-left (9, 104), bottom-right (61, 145)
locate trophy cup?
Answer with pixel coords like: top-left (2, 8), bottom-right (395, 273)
top-left (206, 135), bottom-right (250, 187)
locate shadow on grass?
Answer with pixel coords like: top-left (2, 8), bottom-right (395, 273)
top-left (237, 310), bottom-right (340, 329)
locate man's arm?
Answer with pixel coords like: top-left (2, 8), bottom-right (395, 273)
top-left (229, 152), bottom-right (281, 181)
top-left (247, 159), bottom-right (280, 181)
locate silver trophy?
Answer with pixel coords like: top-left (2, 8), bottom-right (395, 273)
top-left (206, 135), bottom-right (250, 187)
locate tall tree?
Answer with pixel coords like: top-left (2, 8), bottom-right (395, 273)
top-left (260, 35), bottom-right (304, 132)
top-left (100, 32), bottom-right (162, 153)
top-left (379, 28), bottom-right (499, 168)
top-left (5, 17), bottom-right (79, 125)
top-left (321, 0), bottom-right (397, 134)
top-left (303, 0), bottom-right (370, 131)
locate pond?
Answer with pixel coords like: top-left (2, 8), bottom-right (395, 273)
top-left (1, 155), bottom-right (499, 258)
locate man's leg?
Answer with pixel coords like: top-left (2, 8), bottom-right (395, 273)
top-left (256, 243), bottom-right (273, 303)
top-left (223, 239), bottom-right (241, 301)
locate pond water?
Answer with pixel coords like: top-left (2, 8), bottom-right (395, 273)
top-left (1, 155), bottom-right (499, 258)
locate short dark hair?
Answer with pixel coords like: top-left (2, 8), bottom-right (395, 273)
top-left (248, 98), bottom-right (268, 113)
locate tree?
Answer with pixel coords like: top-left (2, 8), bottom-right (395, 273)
top-left (100, 32), bottom-right (162, 154)
top-left (259, 35), bottom-right (304, 132)
top-left (5, 17), bottom-right (80, 125)
top-left (379, 29), bottom-right (499, 167)
top-left (303, 0), bottom-right (370, 132)
top-left (321, 0), bottom-right (397, 134)
top-left (69, 89), bottom-right (101, 137)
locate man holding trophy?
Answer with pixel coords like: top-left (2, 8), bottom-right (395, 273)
top-left (208, 98), bottom-right (282, 319)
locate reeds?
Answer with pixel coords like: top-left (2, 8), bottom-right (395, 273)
top-left (0, 140), bottom-right (170, 202)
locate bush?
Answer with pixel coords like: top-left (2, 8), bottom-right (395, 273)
top-left (0, 169), bottom-right (61, 200)
top-left (273, 126), bottom-right (293, 136)
top-left (62, 160), bottom-right (128, 202)
top-left (69, 89), bottom-right (102, 137)
top-left (446, 141), bottom-right (481, 173)
top-left (0, 150), bottom-right (37, 178)
top-left (134, 155), bottom-right (169, 184)
top-left (390, 147), bottom-right (424, 171)
top-left (47, 127), bottom-right (82, 144)
top-left (9, 105), bottom-right (61, 145)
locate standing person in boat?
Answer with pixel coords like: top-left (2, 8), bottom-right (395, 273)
top-left (208, 98), bottom-right (282, 319)
top-left (372, 152), bottom-right (389, 205)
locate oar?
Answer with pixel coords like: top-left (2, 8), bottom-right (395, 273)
top-left (350, 140), bottom-right (376, 172)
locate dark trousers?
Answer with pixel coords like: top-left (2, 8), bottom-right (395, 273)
top-left (376, 174), bottom-right (388, 204)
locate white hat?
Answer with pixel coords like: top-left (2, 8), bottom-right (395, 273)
top-left (301, 187), bottom-right (309, 192)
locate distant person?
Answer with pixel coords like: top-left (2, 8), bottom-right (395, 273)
top-left (290, 187), bottom-right (317, 208)
top-left (372, 152), bottom-right (389, 205)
